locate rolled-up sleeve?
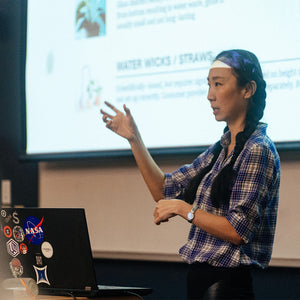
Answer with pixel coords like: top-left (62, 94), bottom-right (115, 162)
top-left (227, 144), bottom-right (277, 244)
top-left (163, 172), bottom-right (183, 199)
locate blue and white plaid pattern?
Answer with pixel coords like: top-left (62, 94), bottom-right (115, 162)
top-left (163, 123), bottom-right (280, 268)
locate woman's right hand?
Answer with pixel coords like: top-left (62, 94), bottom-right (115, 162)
top-left (100, 101), bottom-right (139, 141)
top-left (101, 101), bottom-right (165, 201)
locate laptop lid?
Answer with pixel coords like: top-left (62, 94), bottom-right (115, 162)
top-left (0, 207), bottom-right (102, 296)
top-left (0, 207), bottom-right (152, 297)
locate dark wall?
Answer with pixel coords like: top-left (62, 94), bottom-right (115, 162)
top-left (0, 0), bottom-right (38, 207)
top-left (94, 259), bottom-right (300, 300)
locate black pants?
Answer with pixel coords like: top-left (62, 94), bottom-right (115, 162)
top-left (187, 262), bottom-right (254, 300)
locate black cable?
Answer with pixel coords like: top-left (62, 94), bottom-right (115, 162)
top-left (62, 292), bottom-right (77, 300)
top-left (125, 290), bottom-right (144, 300)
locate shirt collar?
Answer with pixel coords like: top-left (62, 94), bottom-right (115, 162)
top-left (220, 122), bottom-right (267, 149)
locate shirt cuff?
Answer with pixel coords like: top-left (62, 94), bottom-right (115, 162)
top-left (227, 212), bottom-right (254, 244)
top-left (163, 173), bottom-right (182, 199)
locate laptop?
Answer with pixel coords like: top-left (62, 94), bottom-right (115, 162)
top-left (0, 207), bottom-right (152, 297)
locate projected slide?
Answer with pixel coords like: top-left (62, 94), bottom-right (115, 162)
top-left (25, 0), bottom-right (300, 155)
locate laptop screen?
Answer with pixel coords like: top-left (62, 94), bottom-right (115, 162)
top-left (0, 208), bottom-right (98, 293)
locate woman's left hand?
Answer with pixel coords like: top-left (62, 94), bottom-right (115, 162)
top-left (153, 199), bottom-right (185, 225)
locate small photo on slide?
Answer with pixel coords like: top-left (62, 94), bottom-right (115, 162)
top-left (75, 0), bottom-right (106, 39)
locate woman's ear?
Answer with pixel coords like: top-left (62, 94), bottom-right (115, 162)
top-left (244, 80), bottom-right (257, 99)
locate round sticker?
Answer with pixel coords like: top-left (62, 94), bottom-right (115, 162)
top-left (20, 243), bottom-right (28, 254)
top-left (41, 241), bottom-right (53, 258)
top-left (9, 258), bottom-right (24, 278)
top-left (1, 209), bottom-right (7, 218)
top-left (24, 216), bottom-right (44, 245)
top-left (4, 226), bottom-right (12, 238)
top-left (13, 226), bottom-right (25, 242)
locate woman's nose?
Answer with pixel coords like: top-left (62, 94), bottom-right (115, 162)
top-left (207, 87), bottom-right (215, 102)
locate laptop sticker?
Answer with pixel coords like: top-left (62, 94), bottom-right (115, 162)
top-left (12, 211), bottom-right (20, 224)
top-left (24, 216), bottom-right (45, 245)
top-left (33, 265), bottom-right (50, 285)
top-left (35, 254), bottom-right (43, 266)
top-left (4, 214), bottom-right (12, 223)
top-left (4, 225), bottom-right (12, 238)
top-left (13, 226), bottom-right (25, 242)
top-left (9, 258), bottom-right (24, 278)
top-left (41, 241), bottom-right (53, 258)
top-left (20, 243), bottom-right (28, 254)
top-left (6, 238), bottom-right (20, 257)
top-left (1, 209), bottom-right (7, 217)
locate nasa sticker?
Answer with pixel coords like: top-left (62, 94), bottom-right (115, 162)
top-left (41, 241), bottom-right (53, 259)
top-left (24, 216), bottom-right (45, 245)
top-left (9, 258), bottom-right (24, 278)
top-left (13, 226), bottom-right (25, 242)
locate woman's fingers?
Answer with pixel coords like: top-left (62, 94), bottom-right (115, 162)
top-left (101, 102), bottom-right (130, 121)
top-left (100, 109), bottom-right (114, 120)
top-left (100, 102), bottom-right (137, 140)
top-left (123, 104), bottom-right (131, 116)
top-left (104, 101), bottom-right (120, 113)
top-left (154, 201), bottom-right (169, 225)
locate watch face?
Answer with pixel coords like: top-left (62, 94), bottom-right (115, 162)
top-left (187, 212), bottom-right (194, 220)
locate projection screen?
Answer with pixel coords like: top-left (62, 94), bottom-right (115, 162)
top-left (25, 0), bottom-right (300, 159)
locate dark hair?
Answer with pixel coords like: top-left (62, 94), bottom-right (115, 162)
top-left (183, 49), bottom-right (267, 207)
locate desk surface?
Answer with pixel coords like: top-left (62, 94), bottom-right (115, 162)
top-left (38, 296), bottom-right (140, 300)
top-left (3, 293), bottom-right (141, 300)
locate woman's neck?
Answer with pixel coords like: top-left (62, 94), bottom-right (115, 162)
top-left (226, 120), bottom-right (246, 155)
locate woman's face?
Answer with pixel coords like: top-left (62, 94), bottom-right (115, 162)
top-left (207, 67), bottom-right (248, 127)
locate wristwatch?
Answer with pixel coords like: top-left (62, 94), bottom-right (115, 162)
top-left (187, 206), bottom-right (198, 223)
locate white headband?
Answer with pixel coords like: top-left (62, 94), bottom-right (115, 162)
top-left (210, 60), bottom-right (231, 69)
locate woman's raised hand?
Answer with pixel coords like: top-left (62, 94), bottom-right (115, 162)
top-left (100, 101), bottom-right (138, 141)
top-left (101, 101), bottom-right (165, 201)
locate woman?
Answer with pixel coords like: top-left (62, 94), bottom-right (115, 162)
top-left (100, 49), bottom-right (280, 299)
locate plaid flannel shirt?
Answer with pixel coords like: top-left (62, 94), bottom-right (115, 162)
top-left (163, 123), bottom-right (280, 268)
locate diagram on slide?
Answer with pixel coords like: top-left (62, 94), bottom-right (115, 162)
top-left (75, 0), bottom-right (106, 39)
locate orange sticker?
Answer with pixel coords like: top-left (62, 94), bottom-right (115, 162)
top-left (4, 225), bottom-right (12, 238)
